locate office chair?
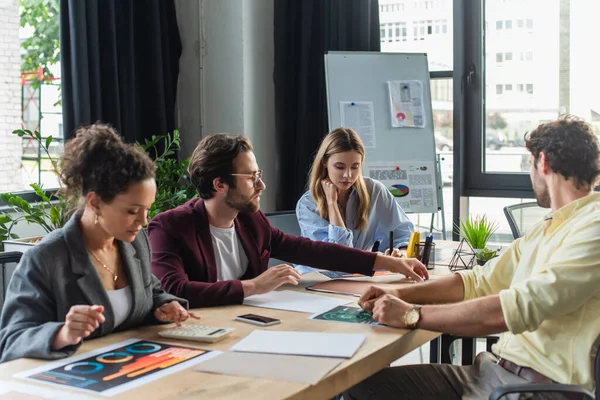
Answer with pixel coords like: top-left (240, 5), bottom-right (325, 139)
top-left (503, 202), bottom-right (547, 239)
top-left (489, 344), bottom-right (598, 400)
top-left (0, 251), bottom-right (23, 312)
top-left (264, 211), bottom-right (301, 267)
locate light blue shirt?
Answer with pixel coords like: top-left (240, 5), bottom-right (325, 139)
top-left (295, 177), bottom-right (414, 274)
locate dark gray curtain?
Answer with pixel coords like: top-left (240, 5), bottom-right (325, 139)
top-left (59, 0), bottom-right (181, 143)
top-left (274, 0), bottom-right (381, 211)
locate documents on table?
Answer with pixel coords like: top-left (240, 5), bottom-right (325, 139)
top-left (243, 290), bottom-right (352, 313)
top-left (14, 338), bottom-right (220, 397)
top-left (194, 352), bottom-right (343, 385)
top-left (229, 330), bottom-right (365, 358)
top-left (0, 380), bottom-right (96, 399)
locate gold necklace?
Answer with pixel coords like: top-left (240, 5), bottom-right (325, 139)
top-left (89, 251), bottom-right (118, 282)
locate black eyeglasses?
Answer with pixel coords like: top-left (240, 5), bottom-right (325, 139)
top-left (230, 169), bottom-right (263, 187)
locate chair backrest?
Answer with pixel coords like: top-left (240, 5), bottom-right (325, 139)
top-left (265, 211), bottom-right (301, 267)
top-left (0, 251), bottom-right (23, 312)
top-left (503, 202), bottom-right (548, 239)
top-left (595, 343), bottom-right (599, 399)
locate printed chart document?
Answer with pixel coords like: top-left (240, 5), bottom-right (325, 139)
top-left (366, 161), bottom-right (437, 213)
top-left (194, 352), bottom-right (342, 385)
top-left (230, 330), bottom-right (366, 358)
top-left (310, 305), bottom-right (381, 326)
top-left (15, 338), bottom-right (220, 397)
top-left (339, 101), bottom-right (376, 148)
top-left (243, 290), bottom-right (352, 313)
top-left (387, 80), bottom-right (425, 128)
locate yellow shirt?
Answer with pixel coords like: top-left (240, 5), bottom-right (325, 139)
top-left (459, 193), bottom-right (600, 392)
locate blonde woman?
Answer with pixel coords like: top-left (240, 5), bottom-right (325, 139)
top-left (296, 128), bottom-right (413, 273)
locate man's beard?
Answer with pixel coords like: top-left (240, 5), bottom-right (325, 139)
top-left (533, 174), bottom-right (551, 208)
top-left (225, 189), bottom-right (260, 213)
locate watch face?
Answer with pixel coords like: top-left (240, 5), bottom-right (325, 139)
top-left (407, 309), bottom-right (420, 325)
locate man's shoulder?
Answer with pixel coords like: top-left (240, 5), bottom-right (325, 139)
top-left (150, 198), bottom-right (201, 232)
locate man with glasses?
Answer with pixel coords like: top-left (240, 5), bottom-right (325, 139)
top-left (148, 133), bottom-right (428, 308)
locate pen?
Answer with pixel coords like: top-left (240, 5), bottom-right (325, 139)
top-left (421, 234), bottom-right (434, 267)
top-left (389, 231), bottom-right (394, 255)
top-left (209, 328), bottom-right (225, 336)
top-left (371, 240), bottom-right (381, 252)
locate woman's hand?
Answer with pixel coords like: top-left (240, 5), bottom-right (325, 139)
top-left (373, 254), bottom-right (429, 282)
top-left (321, 178), bottom-right (339, 205)
top-left (154, 301), bottom-right (201, 326)
top-left (52, 305), bottom-right (105, 350)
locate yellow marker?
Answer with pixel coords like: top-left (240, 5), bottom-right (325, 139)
top-left (406, 231), bottom-right (418, 258)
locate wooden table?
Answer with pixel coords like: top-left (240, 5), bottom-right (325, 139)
top-left (0, 244), bottom-right (466, 400)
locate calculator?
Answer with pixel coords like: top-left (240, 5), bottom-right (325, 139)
top-left (158, 325), bottom-right (235, 343)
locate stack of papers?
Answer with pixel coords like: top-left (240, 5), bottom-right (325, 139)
top-left (243, 290), bottom-right (352, 313)
top-left (229, 330), bottom-right (365, 358)
top-left (196, 330), bottom-right (366, 385)
top-left (194, 352), bottom-right (343, 385)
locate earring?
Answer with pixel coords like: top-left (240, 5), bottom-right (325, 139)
top-left (94, 213), bottom-right (99, 225)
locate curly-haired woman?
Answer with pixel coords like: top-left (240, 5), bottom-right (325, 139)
top-left (0, 123), bottom-right (198, 363)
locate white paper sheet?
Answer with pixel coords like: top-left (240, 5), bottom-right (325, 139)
top-left (243, 290), bottom-right (352, 313)
top-left (230, 330), bottom-right (365, 358)
top-left (0, 380), bottom-right (96, 399)
top-left (339, 101), bottom-right (376, 148)
top-left (194, 352), bottom-right (342, 385)
top-left (387, 81), bottom-right (425, 128)
top-left (15, 338), bottom-right (221, 397)
top-left (366, 161), bottom-right (437, 213)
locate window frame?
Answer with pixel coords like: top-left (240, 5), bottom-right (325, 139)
top-left (457, 0), bottom-right (535, 200)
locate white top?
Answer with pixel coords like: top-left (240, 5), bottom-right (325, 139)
top-left (106, 286), bottom-right (133, 328)
top-left (210, 224), bottom-right (249, 281)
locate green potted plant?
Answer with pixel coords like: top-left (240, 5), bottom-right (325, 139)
top-left (0, 129), bottom-right (196, 252)
top-left (140, 130), bottom-right (197, 219)
top-left (455, 215), bottom-right (499, 266)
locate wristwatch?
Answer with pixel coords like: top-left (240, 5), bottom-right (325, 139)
top-left (404, 305), bottom-right (422, 329)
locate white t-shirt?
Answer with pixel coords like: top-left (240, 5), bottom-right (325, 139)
top-left (209, 224), bottom-right (249, 281)
top-left (106, 286), bottom-right (133, 328)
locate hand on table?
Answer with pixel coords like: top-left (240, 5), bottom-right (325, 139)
top-left (245, 264), bottom-right (302, 296)
top-left (371, 294), bottom-right (414, 328)
top-left (155, 301), bottom-right (201, 326)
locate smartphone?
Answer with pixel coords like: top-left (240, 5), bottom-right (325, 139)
top-left (235, 313), bottom-right (281, 326)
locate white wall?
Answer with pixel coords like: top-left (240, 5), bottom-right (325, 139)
top-left (0, 0), bottom-right (22, 192)
top-left (175, 0), bottom-right (277, 212)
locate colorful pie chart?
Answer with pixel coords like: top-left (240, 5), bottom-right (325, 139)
top-left (389, 184), bottom-right (409, 197)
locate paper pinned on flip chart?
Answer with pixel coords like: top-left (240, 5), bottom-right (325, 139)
top-left (339, 101), bottom-right (376, 148)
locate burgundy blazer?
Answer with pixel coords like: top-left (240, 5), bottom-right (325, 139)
top-left (148, 198), bottom-right (376, 308)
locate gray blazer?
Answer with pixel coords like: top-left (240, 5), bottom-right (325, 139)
top-left (0, 213), bottom-right (187, 363)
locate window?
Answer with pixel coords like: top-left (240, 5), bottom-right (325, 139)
top-left (504, 52), bottom-right (512, 61)
top-left (526, 18), bottom-right (533, 29)
top-left (505, 20), bottom-right (512, 29)
top-left (380, 1), bottom-right (454, 238)
top-left (0, 1), bottom-right (62, 192)
top-left (526, 84), bottom-right (533, 94)
top-left (496, 53), bottom-right (503, 63)
top-left (526, 51), bottom-right (533, 61)
top-left (463, 0), bottom-right (598, 200)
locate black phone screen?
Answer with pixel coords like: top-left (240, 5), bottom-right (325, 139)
top-left (237, 314), bottom-right (280, 323)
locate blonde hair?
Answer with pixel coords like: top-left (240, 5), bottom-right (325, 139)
top-left (307, 127), bottom-right (370, 231)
